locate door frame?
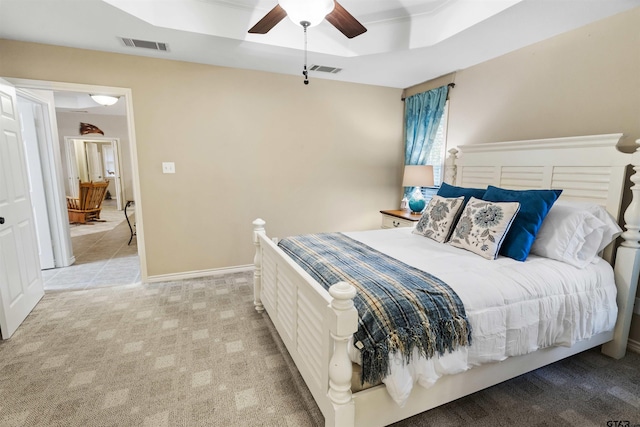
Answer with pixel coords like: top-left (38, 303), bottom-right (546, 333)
top-left (4, 78), bottom-right (147, 282)
top-left (15, 88), bottom-right (75, 268)
top-left (16, 93), bottom-right (57, 269)
top-left (64, 136), bottom-right (125, 210)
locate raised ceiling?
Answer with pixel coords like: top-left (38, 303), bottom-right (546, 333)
top-left (1, 0), bottom-right (639, 88)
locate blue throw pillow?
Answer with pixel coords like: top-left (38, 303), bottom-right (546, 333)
top-left (482, 185), bottom-right (562, 261)
top-left (437, 182), bottom-right (486, 205)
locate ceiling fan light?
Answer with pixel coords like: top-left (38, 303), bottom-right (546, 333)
top-left (90, 94), bottom-right (120, 106)
top-left (279, 0), bottom-right (334, 28)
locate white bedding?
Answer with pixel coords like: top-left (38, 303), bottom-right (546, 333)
top-left (342, 228), bottom-right (618, 406)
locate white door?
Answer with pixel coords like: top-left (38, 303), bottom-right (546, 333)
top-left (0, 79), bottom-right (45, 339)
top-left (109, 141), bottom-right (123, 210)
top-left (86, 142), bottom-right (103, 182)
top-left (17, 96), bottom-right (55, 269)
top-left (65, 138), bottom-right (80, 198)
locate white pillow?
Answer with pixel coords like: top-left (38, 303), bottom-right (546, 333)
top-left (412, 195), bottom-right (465, 243)
top-left (448, 197), bottom-right (520, 260)
top-left (530, 201), bottom-right (622, 268)
top-left (552, 201), bottom-right (622, 252)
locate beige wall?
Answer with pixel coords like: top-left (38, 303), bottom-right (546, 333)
top-left (408, 8), bottom-right (640, 344)
top-left (0, 40), bottom-right (404, 277)
top-left (445, 7), bottom-right (640, 148)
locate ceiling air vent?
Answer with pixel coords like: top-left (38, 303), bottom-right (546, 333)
top-left (310, 65), bottom-right (342, 74)
top-left (120, 37), bottom-right (169, 52)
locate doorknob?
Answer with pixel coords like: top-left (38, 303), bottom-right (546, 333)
top-left (0, 217), bottom-right (4, 225)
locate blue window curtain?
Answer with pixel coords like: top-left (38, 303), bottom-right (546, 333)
top-left (404, 85), bottom-right (449, 196)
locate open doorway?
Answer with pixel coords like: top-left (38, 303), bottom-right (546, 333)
top-left (64, 136), bottom-right (124, 210)
top-left (8, 78), bottom-right (147, 289)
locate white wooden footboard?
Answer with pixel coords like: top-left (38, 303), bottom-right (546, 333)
top-left (253, 219), bottom-right (358, 427)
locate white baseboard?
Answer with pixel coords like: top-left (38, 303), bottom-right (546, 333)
top-left (146, 264), bottom-right (254, 283)
top-left (628, 338), bottom-right (640, 355)
top-left (57, 255), bottom-right (76, 268)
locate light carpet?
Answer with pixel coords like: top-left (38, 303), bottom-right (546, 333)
top-left (1, 273), bottom-right (639, 427)
top-left (1, 272), bottom-right (319, 426)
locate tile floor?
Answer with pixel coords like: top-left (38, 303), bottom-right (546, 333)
top-left (42, 203), bottom-right (140, 291)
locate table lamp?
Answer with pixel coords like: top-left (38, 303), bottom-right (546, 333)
top-left (402, 165), bottom-right (434, 214)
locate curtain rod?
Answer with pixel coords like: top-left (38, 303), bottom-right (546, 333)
top-left (401, 82), bottom-right (455, 101)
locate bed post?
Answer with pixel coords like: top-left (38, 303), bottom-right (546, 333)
top-left (327, 282), bottom-right (358, 427)
top-left (602, 143), bottom-right (640, 359)
top-left (444, 148), bottom-right (458, 185)
top-left (253, 218), bottom-right (266, 313)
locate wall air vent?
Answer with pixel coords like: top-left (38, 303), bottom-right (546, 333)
top-left (120, 37), bottom-right (169, 51)
top-left (310, 65), bottom-right (342, 74)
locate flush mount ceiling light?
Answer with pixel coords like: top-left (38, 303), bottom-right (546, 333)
top-left (90, 94), bottom-right (120, 106)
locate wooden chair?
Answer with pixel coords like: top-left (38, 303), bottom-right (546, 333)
top-left (66, 180), bottom-right (110, 224)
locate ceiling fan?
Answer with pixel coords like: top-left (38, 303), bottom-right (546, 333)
top-left (248, 0), bottom-right (367, 39)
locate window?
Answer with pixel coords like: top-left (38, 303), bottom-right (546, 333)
top-left (426, 101), bottom-right (448, 186)
top-left (102, 145), bottom-right (116, 178)
top-left (421, 101), bottom-right (448, 200)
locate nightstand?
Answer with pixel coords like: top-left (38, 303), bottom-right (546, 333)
top-left (380, 209), bottom-right (422, 229)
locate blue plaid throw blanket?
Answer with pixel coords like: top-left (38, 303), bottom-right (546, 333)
top-left (277, 232), bottom-right (472, 385)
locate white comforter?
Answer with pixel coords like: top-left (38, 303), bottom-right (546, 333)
top-left (343, 228), bottom-right (618, 406)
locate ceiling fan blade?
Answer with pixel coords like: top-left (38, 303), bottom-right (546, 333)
top-left (248, 4), bottom-right (287, 34)
top-left (325, 1), bottom-right (367, 39)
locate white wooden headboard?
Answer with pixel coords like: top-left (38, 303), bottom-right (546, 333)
top-left (446, 133), bottom-right (635, 225)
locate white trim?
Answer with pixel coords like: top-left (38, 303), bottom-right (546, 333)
top-left (628, 338), bottom-right (640, 354)
top-left (457, 133), bottom-right (625, 154)
top-left (146, 265), bottom-right (254, 283)
top-left (3, 78), bottom-right (146, 281)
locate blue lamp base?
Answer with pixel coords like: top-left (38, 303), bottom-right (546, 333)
top-left (408, 196), bottom-right (426, 214)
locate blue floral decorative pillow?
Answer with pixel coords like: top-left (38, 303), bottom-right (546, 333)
top-left (413, 195), bottom-right (465, 243)
top-left (482, 186), bottom-right (562, 261)
top-left (449, 197), bottom-right (520, 260)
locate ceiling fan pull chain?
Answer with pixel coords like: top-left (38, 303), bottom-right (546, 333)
top-left (302, 20), bottom-right (309, 85)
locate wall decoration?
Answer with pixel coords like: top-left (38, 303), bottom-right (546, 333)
top-left (80, 122), bottom-right (104, 135)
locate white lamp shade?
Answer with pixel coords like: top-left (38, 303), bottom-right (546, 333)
top-left (402, 165), bottom-right (434, 187)
top-left (279, 0), bottom-right (335, 27)
top-left (90, 94), bottom-right (120, 106)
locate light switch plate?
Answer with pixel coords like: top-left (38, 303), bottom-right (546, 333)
top-left (162, 162), bottom-right (175, 174)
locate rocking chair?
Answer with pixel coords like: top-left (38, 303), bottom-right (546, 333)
top-left (66, 180), bottom-right (110, 224)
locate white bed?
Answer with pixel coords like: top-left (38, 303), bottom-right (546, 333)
top-left (342, 227), bottom-right (618, 406)
top-left (252, 133), bottom-right (640, 427)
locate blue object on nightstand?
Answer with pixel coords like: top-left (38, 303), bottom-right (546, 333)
top-left (409, 196), bottom-right (426, 213)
